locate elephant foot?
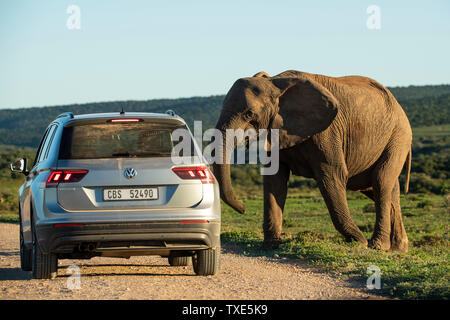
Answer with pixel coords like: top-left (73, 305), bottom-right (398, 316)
top-left (344, 234), bottom-right (368, 247)
top-left (262, 238), bottom-right (283, 251)
top-left (357, 239), bottom-right (368, 248)
top-left (368, 237), bottom-right (390, 251)
top-left (389, 237), bottom-right (408, 253)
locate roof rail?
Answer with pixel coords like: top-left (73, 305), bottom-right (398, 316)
top-left (165, 109), bottom-right (176, 116)
top-left (56, 112), bottom-right (74, 119)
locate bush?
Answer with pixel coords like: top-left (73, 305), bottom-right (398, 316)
top-left (363, 203), bottom-right (376, 213)
top-left (444, 194), bottom-right (450, 210)
top-left (416, 199), bottom-right (434, 210)
top-left (0, 192), bottom-right (18, 213)
top-left (288, 177), bottom-right (317, 189)
top-left (408, 173), bottom-right (448, 195)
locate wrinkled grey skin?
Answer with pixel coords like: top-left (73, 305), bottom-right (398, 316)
top-left (213, 70), bottom-right (411, 252)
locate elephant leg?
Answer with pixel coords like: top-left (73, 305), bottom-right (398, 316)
top-left (369, 185), bottom-right (393, 250)
top-left (361, 185), bottom-right (408, 252)
top-left (317, 172), bottom-right (368, 246)
top-left (369, 148), bottom-right (407, 251)
top-left (262, 162), bottom-right (290, 250)
top-left (389, 180), bottom-right (408, 252)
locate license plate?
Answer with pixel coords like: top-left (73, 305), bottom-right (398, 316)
top-left (103, 187), bottom-right (158, 201)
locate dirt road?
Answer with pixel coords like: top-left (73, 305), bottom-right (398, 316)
top-left (0, 223), bottom-right (382, 300)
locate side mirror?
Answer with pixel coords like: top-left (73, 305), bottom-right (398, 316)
top-left (10, 158), bottom-right (28, 175)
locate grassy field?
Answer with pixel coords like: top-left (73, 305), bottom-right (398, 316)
top-left (221, 187), bottom-right (449, 299)
top-left (412, 124), bottom-right (450, 137)
top-left (0, 176), bottom-right (23, 223)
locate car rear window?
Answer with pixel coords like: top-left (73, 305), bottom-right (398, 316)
top-left (59, 121), bottom-right (195, 159)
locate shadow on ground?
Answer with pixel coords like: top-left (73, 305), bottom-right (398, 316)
top-left (0, 267), bottom-right (32, 281)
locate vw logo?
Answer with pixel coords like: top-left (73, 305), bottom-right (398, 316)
top-left (123, 168), bottom-right (137, 179)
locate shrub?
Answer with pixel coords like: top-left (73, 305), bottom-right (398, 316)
top-left (363, 203), bottom-right (376, 213)
top-left (417, 199), bottom-right (434, 209)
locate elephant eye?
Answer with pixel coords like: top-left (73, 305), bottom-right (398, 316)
top-left (243, 110), bottom-right (254, 119)
top-left (251, 87), bottom-right (261, 95)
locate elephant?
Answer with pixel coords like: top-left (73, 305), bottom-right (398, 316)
top-left (212, 70), bottom-right (412, 252)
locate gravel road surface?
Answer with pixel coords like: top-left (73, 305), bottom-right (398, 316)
top-left (0, 222), bottom-right (383, 300)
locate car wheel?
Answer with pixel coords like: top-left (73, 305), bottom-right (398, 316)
top-left (31, 220), bottom-right (57, 279)
top-left (192, 246), bottom-right (220, 276)
top-left (168, 254), bottom-right (191, 266)
top-left (19, 219), bottom-right (32, 271)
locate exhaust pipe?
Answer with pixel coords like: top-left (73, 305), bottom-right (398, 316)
top-left (79, 243), bottom-right (97, 253)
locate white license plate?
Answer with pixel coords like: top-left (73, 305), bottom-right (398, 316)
top-left (103, 187), bottom-right (158, 201)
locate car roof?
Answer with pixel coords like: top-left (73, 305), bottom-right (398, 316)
top-left (54, 112), bottom-right (186, 125)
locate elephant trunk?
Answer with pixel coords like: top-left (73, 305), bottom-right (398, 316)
top-left (212, 130), bottom-right (246, 215)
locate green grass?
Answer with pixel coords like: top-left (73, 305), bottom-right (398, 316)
top-left (0, 145), bottom-right (35, 222)
top-left (0, 177), bottom-right (24, 222)
top-left (412, 124), bottom-right (450, 137)
top-left (221, 188), bottom-right (450, 300)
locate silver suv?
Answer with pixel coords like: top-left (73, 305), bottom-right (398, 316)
top-left (10, 111), bottom-right (221, 279)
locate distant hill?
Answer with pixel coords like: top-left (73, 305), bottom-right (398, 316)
top-left (389, 85), bottom-right (450, 101)
top-left (0, 84), bottom-right (449, 148)
top-left (389, 85), bottom-right (450, 127)
top-left (0, 96), bottom-right (224, 147)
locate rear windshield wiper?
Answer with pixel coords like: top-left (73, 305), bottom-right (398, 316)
top-left (110, 152), bottom-right (172, 157)
top-left (136, 152), bottom-right (172, 157)
top-left (111, 152), bottom-right (137, 157)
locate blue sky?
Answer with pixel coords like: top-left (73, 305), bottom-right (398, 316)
top-left (1, 0), bottom-right (449, 109)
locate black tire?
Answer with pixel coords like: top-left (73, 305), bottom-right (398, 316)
top-left (19, 209), bottom-right (32, 271)
top-left (168, 254), bottom-right (191, 266)
top-left (31, 219), bottom-right (57, 279)
top-left (192, 246), bottom-right (220, 276)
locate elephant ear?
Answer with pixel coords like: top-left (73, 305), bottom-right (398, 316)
top-left (271, 77), bottom-right (339, 149)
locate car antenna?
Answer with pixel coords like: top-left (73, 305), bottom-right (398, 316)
top-left (120, 107), bottom-right (125, 116)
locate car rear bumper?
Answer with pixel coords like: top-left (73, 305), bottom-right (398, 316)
top-left (35, 220), bottom-right (220, 257)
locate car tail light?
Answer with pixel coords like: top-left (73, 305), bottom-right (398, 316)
top-left (54, 223), bottom-right (85, 228)
top-left (46, 170), bottom-right (88, 187)
top-left (172, 166), bottom-right (214, 184)
top-left (108, 118), bottom-right (142, 123)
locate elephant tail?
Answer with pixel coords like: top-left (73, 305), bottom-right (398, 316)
top-left (404, 148), bottom-right (411, 194)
